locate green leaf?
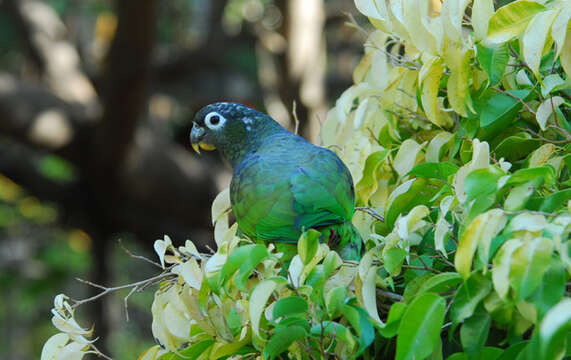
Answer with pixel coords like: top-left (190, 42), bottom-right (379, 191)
top-left (310, 321), bottom-right (356, 349)
top-left (161, 340), bottom-right (214, 360)
top-left (234, 245), bottom-right (269, 291)
top-left (538, 298), bottom-right (571, 360)
top-left (510, 237), bottom-right (553, 300)
top-left (221, 245), bottom-right (257, 281)
top-left (341, 305), bottom-right (375, 358)
top-left (383, 248), bottom-right (407, 275)
top-left (487, 1), bottom-right (547, 43)
top-left (250, 278), bottom-right (287, 338)
top-left (263, 325), bottom-right (308, 359)
top-left (464, 168), bottom-right (502, 202)
top-left (496, 342), bottom-right (527, 360)
top-left (416, 272), bottom-right (462, 296)
top-left (379, 302), bottom-right (407, 338)
top-left (538, 189), bottom-right (571, 213)
top-left (504, 165), bottom-right (555, 187)
top-left (492, 238), bottom-right (524, 299)
top-left (504, 180), bottom-right (539, 211)
top-left (298, 229), bottom-right (320, 265)
top-left (403, 273), bottom-right (434, 302)
top-left (38, 155), bottom-right (77, 183)
top-left (461, 309), bottom-right (491, 357)
top-left (272, 296), bottom-right (308, 320)
top-left (396, 293), bottom-right (446, 360)
top-left (356, 150), bottom-right (390, 205)
top-left (528, 258), bottom-right (566, 320)
top-left (385, 178), bottom-right (441, 227)
top-left (325, 286), bottom-right (347, 317)
top-left (450, 272), bottom-right (492, 324)
top-left (476, 43), bottom-right (509, 86)
top-left (409, 162), bottom-right (459, 180)
top-left (476, 89), bottom-right (533, 139)
top-left (494, 133), bottom-right (541, 162)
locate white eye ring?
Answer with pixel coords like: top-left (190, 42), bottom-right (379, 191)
top-left (204, 112), bottom-right (226, 130)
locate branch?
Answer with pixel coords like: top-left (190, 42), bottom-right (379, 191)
top-left (355, 206), bottom-right (385, 222)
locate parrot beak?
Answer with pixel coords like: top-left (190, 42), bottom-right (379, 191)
top-left (190, 124), bottom-right (216, 154)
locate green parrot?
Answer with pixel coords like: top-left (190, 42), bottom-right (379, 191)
top-left (190, 102), bottom-right (362, 260)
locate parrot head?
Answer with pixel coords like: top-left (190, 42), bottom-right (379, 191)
top-left (190, 102), bottom-right (283, 164)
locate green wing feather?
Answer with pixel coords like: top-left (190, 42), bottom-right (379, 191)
top-left (230, 137), bottom-right (355, 243)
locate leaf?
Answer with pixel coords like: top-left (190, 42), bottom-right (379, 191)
top-left (434, 217), bottom-right (451, 257)
top-left (510, 237), bottom-right (553, 300)
top-left (250, 278), bottom-right (286, 338)
top-left (503, 180), bottom-right (537, 211)
top-left (494, 133), bottom-right (541, 162)
top-left (540, 74), bottom-right (566, 97)
top-left (476, 43), bottom-right (509, 86)
top-left (409, 162), bottom-right (459, 180)
top-left (41, 333), bottom-right (70, 360)
top-left (420, 57), bottom-right (450, 127)
top-left (396, 293), bottom-right (446, 360)
top-left (403, 0), bottom-right (438, 54)
top-left (461, 310), bottom-right (491, 357)
top-left (552, 5), bottom-right (571, 58)
top-left (171, 259), bottom-right (202, 290)
top-left (450, 272), bottom-right (492, 324)
top-left (426, 131), bottom-right (454, 162)
top-left (379, 302), bottom-right (408, 338)
top-left (362, 265), bottom-right (382, 324)
top-left (325, 286), bottom-right (346, 316)
top-left (536, 96), bottom-right (565, 131)
top-left (505, 165), bottom-right (555, 187)
top-left (263, 326), bottom-right (307, 359)
top-left (478, 89), bottom-right (532, 138)
top-left (272, 296), bottom-right (308, 320)
top-left (298, 229), bottom-right (320, 265)
top-left (538, 189), bottom-right (571, 212)
top-left (487, 1), bottom-right (547, 43)
top-left (559, 20), bottom-right (571, 75)
top-left (211, 188), bottom-right (231, 225)
top-left (522, 9), bottom-right (559, 75)
top-left (385, 178), bottom-right (440, 227)
top-left (384, 248), bottom-right (407, 275)
top-left (472, 0), bottom-right (494, 41)
top-left (492, 238), bottom-right (524, 299)
top-left (393, 139), bottom-right (422, 177)
top-left (416, 272), bottom-right (462, 296)
top-left (164, 340), bottom-right (215, 360)
top-left (464, 168), bottom-right (502, 202)
top-left (310, 321), bottom-right (356, 349)
top-left (342, 304), bottom-right (375, 357)
top-left (528, 258), bottom-right (566, 320)
top-left (356, 150), bottom-right (390, 205)
top-left (448, 48), bottom-right (474, 117)
top-left (455, 209), bottom-right (507, 279)
top-left (528, 143), bottom-right (557, 168)
top-left (538, 298), bottom-right (571, 360)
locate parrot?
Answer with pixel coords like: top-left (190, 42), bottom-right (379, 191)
top-left (190, 102), bottom-right (362, 260)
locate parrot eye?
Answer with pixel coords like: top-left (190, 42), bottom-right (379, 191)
top-left (205, 112), bottom-right (226, 130)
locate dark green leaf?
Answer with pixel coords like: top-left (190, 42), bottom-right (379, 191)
top-left (476, 43), bottom-right (509, 86)
top-left (396, 293), bottom-right (446, 360)
top-left (528, 258), bottom-right (566, 319)
top-left (416, 272), bottom-right (462, 296)
top-left (505, 166), bottom-right (554, 187)
top-left (450, 272), bottom-right (492, 325)
top-left (494, 134), bottom-right (541, 162)
top-left (538, 189), bottom-right (571, 212)
top-left (461, 309), bottom-right (491, 357)
top-left (409, 162), bottom-right (459, 180)
top-left (464, 168), bottom-right (502, 202)
top-left (263, 326), bottom-right (308, 359)
top-left (272, 296), bottom-right (308, 320)
top-left (379, 302), bottom-right (407, 338)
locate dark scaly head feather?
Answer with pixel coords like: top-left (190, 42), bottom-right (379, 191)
top-left (191, 102), bottom-right (285, 167)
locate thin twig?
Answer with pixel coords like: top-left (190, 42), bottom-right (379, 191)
top-left (521, 128), bottom-right (571, 144)
top-left (491, 87), bottom-right (536, 115)
top-left (73, 272), bottom-right (175, 309)
top-left (118, 239), bottom-right (163, 269)
top-left (292, 100), bottom-right (300, 135)
top-left (355, 206), bottom-right (385, 222)
top-left (90, 344), bottom-right (113, 360)
top-left (376, 289), bottom-right (404, 302)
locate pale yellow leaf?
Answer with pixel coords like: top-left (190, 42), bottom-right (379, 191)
top-left (41, 333), bottom-right (69, 360)
top-left (515, 69), bottom-right (534, 87)
top-left (507, 213), bottom-right (548, 233)
top-left (455, 209), bottom-right (507, 278)
top-left (138, 345), bottom-right (168, 360)
top-left (447, 48), bottom-right (474, 117)
top-left (154, 235), bottom-right (172, 269)
top-left (487, 1), bottom-right (547, 43)
top-left (250, 279), bottom-right (285, 338)
top-left (396, 205), bottom-right (429, 240)
top-left (403, 0), bottom-right (438, 54)
top-left (211, 188), bottom-right (231, 225)
top-left (420, 57), bottom-right (447, 126)
top-left (426, 131), bottom-right (454, 162)
top-left (214, 213), bottom-right (229, 247)
top-left (561, 242), bottom-right (571, 276)
top-left (442, 0), bottom-right (471, 43)
top-left (353, 52), bottom-right (373, 84)
top-left (396, 69), bottom-right (418, 112)
top-left (472, 0), bottom-right (495, 41)
top-left (288, 255), bottom-right (304, 288)
top-left (516, 300), bottom-right (538, 324)
top-left (551, 4), bottom-right (571, 58)
top-left (366, 49), bottom-right (390, 91)
top-left (434, 217), bottom-right (451, 258)
top-left (163, 302), bottom-right (191, 340)
top-left (59, 341), bottom-right (88, 360)
top-left (453, 139), bottom-right (490, 203)
top-left (355, 0), bottom-right (392, 32)
top-left (560, 21), bottom-right (571, 75)
top-left (393, 139), bottom-right (422, 177)
top-left (172, 259), bottom-right (202, 290)
top-left (523, 9), bottom-right (559, 75)
top-left (492, 238), bottom-right (524, 299)
top-left (529, 143), bottom-right (557, 167)
top-left (536, 96), bottom-right (564, 130)
top-left (362, 266), bottom-right (383, 324)
top-left (541, 74), bottom-right (565, 97)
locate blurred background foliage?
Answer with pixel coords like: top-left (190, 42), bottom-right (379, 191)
top-left (0, 0), bottom-right (367, 358)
